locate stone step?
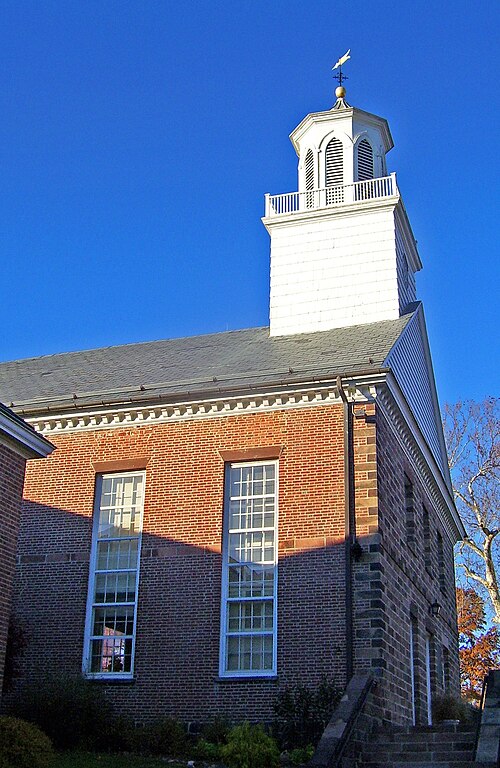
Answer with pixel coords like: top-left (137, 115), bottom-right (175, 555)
top-left (368, 744), bottom-right (475, 752)
top-left (367, 750), bottom-right (473, 760)
top-left (366, 762), bottom-right (473, 768)
top-left (383, 725), bottom-right (476, 734)
top-left (368, 739), bottom-right (475, 748)
top-left (373, 728), bottom-right (476, 741)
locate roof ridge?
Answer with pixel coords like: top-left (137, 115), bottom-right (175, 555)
top-left (0, 310), bottom-right (417, 368)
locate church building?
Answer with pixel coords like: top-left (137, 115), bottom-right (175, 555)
top-left (0, 82), bottom-right (463, 728)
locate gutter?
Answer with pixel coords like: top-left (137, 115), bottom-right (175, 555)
top-left (336, 375), bottom-right (354, 684)
top-left (8, 368), bottom-right (390, 416)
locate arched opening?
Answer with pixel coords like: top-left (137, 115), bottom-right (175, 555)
top-left (325, 137), bottom-right (343, 204)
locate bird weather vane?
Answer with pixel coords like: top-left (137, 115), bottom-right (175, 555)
top-left (332, 49), bottom-right (351, 87)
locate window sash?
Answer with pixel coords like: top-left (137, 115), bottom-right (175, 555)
top-left (219, 460), bottom-right (278, 677)
top-left (83, 471), bottom-right (145, 678)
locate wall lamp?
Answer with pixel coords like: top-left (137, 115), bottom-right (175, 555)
top-left (429, 600), bottom-right (441, 617)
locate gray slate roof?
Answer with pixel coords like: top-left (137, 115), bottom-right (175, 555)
top-left (0, 308), bottom-right (417, 414)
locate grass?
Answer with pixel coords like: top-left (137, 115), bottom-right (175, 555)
top-left (53, 752), bottom-right (186, 768)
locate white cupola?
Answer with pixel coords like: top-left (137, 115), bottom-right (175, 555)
top-left (263, 88), bottom-right (422, 337)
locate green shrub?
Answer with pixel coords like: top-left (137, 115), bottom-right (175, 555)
top-left (193, 737), bottom-right (222, 760)
top-left (432, 694), bottom-right (469, 723)
top-left (90, 714), bottom-right (138, 753)
top-left (201, 715), bottom-right (231, 745)
top-left (273, 678), bottom-right (340, 749)
top-left (289, 745), bottom-right (315, 765)
top-left (10, 674), bottom-right (111, 750)
top-left (0, 716), bottom-right (53, 768)
top-left (221, 722), bottom-right (280, 768)
top-left (147, 717), bottom-right (188, 757)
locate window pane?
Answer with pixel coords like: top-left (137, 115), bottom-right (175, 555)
top-left (225, 633), bottom-right (274, 672)
top-left (228, 565), bottom-right (274, 598)
top-left (97, 539), bottom-right (139, 571)
top-left (94, 572), bottom-right (136, 604)
top-left (90, 637), bottom-right (133, 674)
top-left (228, 531), bottom-right (276, 565)
top-left (92, 606), bottom-right (135, 637)
top-left (227, 600), bottom-right (274, 632)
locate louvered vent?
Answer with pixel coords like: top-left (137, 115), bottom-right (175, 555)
top-left (325, 138), bottom-right (343, 203)
top-left (305, 150), bottom-right (314, 189)
top-left (357, 139), bottom-right (373, 181)
top-left (305, 149), bottom-right (314, 208)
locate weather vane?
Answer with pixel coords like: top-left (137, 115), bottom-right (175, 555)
top-left (332, 49), bottom-right (351, 87)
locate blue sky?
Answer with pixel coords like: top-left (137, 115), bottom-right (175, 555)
top-left (0, 1), bottom-right (498, 406)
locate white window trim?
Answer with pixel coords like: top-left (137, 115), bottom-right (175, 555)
top-left (82, 470), bottom-right (145, 680)
top-left (219, 459), bottom-right (279, 678)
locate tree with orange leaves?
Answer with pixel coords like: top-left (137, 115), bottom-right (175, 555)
top-left (456, 586), bottom-right (499, 702)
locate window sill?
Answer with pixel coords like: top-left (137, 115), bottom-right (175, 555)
top-left (85, 675), bottom-right (136, 685)
top-left (215, 675), bottom-right (278, 683)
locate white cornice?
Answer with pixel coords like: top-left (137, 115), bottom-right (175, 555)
top-left (25, 378), bottom-right (383, 436)
top-left (289, 106), bottom-right (393, 155)
top-left (0, 410), bottom-right (54, 459)
top-left (262, 195), bottom-right (399, 233)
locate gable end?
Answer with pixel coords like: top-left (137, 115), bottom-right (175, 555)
top-left (384, 304), bottom-right (451, 487)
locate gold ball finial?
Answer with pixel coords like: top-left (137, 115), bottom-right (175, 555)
top-left (335, 85), bottom-right (346, 98)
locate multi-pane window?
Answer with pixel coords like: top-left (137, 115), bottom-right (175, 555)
top-left (83, 472), bottom-right (145, 677)
top-left (220, 461), bottom-right (278, 676)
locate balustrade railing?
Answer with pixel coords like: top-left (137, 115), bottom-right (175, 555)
top-left (264, 173), bottom-right (398, 217)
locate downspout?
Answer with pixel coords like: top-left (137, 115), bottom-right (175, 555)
top-left (336, 375), bottom-right (354, 683)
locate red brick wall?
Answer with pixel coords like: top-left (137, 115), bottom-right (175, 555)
top-left (14, 406), bottom-right (348, 722)
top-left (10, 401), bottom-right (460, 726)
top-left (0, 443), bottom-right (27, 691)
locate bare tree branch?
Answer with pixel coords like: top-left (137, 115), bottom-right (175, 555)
top-left (444, 398), bottom-right (500, 625)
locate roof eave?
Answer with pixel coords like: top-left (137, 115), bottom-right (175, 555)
top-left (10, 366), bottom-right (393, 418)
top-left (0, 406), bottom-right (54, 459)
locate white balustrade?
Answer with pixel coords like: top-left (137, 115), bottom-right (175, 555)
top-left (264, 173), bottom-right (398, 217)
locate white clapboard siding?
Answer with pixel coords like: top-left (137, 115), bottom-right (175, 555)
top-left (386, 307), bottom-right (449, 479)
